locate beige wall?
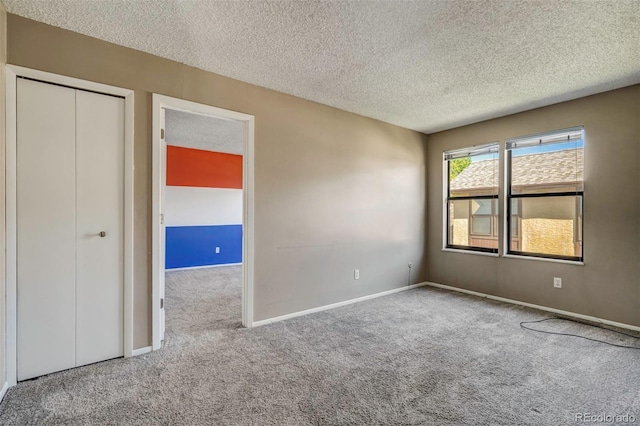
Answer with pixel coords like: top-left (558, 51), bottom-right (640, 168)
top-left (0, 1), bottom-right (7, 387)
top-left (6, 15), bottom-right (428, 349)
top-left (428, 85), bottom-right (640, 327)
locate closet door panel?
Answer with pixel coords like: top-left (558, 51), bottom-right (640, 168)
top-left (17, 78), bottom-right (77, 380)
top-left (75, 90), bottom-right (125, 366)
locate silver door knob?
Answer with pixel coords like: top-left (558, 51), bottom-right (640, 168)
top-left (99, 231), bottom-right (107, 237)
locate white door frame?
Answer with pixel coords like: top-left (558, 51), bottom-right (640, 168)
top-left (151, 94), bottom-right (255, 350)
top-left (4, 65), bottom-right (135, 387)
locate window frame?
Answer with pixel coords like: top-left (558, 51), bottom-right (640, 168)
top-left (505, 127), bottom-right (584, 262)
top-left (444, 143), bottom-right (500, 254)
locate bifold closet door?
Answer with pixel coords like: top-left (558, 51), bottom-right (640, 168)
top-left (17, 78), bottom-right (125, 381)
top-left (75, 90), bottom-right (124, 367)
top-left (17, 78), bottom-right (78, 380)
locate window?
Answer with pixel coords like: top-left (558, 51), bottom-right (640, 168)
top-left (445, 143), bottom-right (499, 253)
top-left (506, 127), bottom-right (584, 261)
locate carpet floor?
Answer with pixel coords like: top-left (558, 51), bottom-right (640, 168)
top-left (1, 266), bottom-right (639, 425)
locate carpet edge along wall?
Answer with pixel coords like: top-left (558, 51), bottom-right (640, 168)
top-left (165, 145), bottom-right (243, 269)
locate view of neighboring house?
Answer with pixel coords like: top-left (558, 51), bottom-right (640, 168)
top-left (449, 148), bottom-right (584, 257)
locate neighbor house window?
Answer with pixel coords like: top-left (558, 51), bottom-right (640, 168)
top-left (506, 127), bottom-right (584, 261)
top-left (444, 143), bottom-right (499, 253)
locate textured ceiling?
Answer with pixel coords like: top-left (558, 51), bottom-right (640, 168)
top-left (165, 109), bottom-right (244, 155)
top-left (5, 0), bottom-right (640, 133)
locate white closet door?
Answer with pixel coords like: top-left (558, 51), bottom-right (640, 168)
top-left (17, 78), bottom-right (77, 380)
top-left (75, 90), bottom-right (125, 366)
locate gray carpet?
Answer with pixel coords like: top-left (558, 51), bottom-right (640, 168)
top-left (1, 266), bottom-right (639, 425)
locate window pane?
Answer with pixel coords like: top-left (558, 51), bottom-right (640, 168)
top-left (449, 199), bottom-right (498, 250)
top-left (449, 199), bottom-right (469, 246)
top-left (509, 196), bottom-right (582, 258)
top-left (472, 199), bottom-right (493, 215)
top-left (510, 200), bottom-right (519, 237)
top-left (510, 143), bottom-right (583, 195)
top-left (449, 153), bottom-right (499, 197)
top-left (471, 216), bottom-right (491, 234)
top-left (510, 215), bottom-right (519, 237)
top-left (446, 143), bottom-right (499, 252)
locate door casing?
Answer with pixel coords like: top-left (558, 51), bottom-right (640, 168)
top-left (151, 94), bottom-right (255, 351)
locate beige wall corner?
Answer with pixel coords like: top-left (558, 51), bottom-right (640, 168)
top-left (427, 85), bottom-right (640, 327)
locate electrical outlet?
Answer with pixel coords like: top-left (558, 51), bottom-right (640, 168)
top-left (408, 262), bottom-right (412, 269)
top-left (553, 277), bottom-right (562, 288)
top-left (215, 247), bottom-right (220, 254)
top-left (354, 269), bottom-right (360, 280)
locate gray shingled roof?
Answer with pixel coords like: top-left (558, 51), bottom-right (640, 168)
top-left (450, 148), bottom-right (583, 192)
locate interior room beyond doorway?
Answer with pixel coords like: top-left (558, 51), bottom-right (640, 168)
top-left (161, 108), bottom-right (246, 342)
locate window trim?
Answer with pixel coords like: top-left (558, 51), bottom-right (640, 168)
top-left (505, 127), bottom-right (584, 262)
top-left (442, 247), bottom-right (500, 257)
top-left (503, 253), bottom-right (585, 266)
top-left (443, 144), bottom-right (500, 254)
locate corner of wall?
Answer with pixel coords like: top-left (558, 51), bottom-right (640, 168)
top-left (422, 132), bottom-right (431, 283)
top-left (424, 86), bottom-right (640, 327)
top-left (1, 0), bottom-right (9, 391)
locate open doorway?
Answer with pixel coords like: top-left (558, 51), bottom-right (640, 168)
top-left (152, 95), bottom-right (255, 351)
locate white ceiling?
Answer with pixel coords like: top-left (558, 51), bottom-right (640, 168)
top-left (5, 0), bottom-right (640, 133)
top-left (165, 109), bottom-right (244, 155)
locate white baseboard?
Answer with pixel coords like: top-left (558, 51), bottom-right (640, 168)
top-left (166, 263), bottom-right (242, 272)
top-left (132, 346), bottom-right (153, 356)
top-left (0, 382), bottom-right (8, 403)
top-left (426, 282), bottom-right (640, 333)
top-left (252, 282), bottom-right (428, 327)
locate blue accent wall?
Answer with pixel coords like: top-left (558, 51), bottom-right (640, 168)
top-left (166, 225), bottom-right (242, 269)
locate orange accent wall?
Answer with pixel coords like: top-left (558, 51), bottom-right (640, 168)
top-left (166, 145), bottom-right (243, 189)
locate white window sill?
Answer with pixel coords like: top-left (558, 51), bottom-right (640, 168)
top-left (441, 248), bottom-right (499, 257)
top-left (502, 254), bottom-right (584, 266)
top-left (441, 249), bottom-right (585, 265)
